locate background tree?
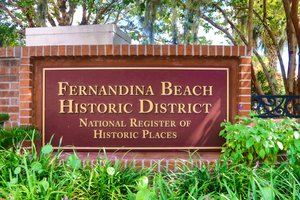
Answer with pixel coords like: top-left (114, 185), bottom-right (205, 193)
top-left (0, 0), bottom-right (299, 96)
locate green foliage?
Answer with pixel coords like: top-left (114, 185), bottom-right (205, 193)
top-left (0, 127), bottom-right (39, 148)
top-left (0, 113), bottom-right (9, 128)
top-left (220, 113), bottom-right (300, 165)
top-left (0, 138), bottom-right (299, 199)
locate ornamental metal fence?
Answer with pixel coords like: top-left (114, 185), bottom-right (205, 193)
top-left (251, 95), bottom-right (300, 118)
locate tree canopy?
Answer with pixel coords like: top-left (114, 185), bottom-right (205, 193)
top-left (0, 0), bottom-right (300, 96)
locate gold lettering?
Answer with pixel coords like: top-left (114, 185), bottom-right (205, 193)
top-left (59, 99), bottom-right (74, 113)
top-left (58, 82), bottom-right (69, 96)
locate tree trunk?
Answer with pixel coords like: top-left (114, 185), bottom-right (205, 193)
top-left (290, 0), bottom-right (300, 95)
top-left (282, 0), bottom-right (297, 95)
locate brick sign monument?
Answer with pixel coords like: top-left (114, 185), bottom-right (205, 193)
top-left (0, 43), bottom-right (251, 158)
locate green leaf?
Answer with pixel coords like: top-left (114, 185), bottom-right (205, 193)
top-left (106, 167), bottom-right (115, 176)
top-left (246, 139), bottom-right (254, 148)
top-left (67, 154), bottom-right (81, 170)
top-left (137, 176), bottom-right (149, 190)
top-left (136, 189), bottom-right (154, 200)
top-left (31, 161), bottom-right (43, 172)
top-left (259, 149), bottom-right (265, 159)
top-left (14, 167), bottom-right (21, 175)
top-left (261, 186), bottom-right (275, 200)
top-left (39, 179), bottom-right (49, 191)
top-left (276, 141), bottom-right (283, 150)
top-left (41, 144), bottom-right (53, 154)
top-left (294, 131), bottom-right (300, 139)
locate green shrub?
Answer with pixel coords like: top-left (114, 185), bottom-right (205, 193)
top-left (0, 126), bottom-right (40, 148)
top-left (0, 113), bottom-right (9, 128)
top-left (220, 113), bottom-right (300, 165)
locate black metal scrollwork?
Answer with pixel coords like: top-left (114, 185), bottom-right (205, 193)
top-left (252, 95), bottom-right (300, 118)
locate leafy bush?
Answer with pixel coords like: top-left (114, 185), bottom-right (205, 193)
top-left (0, 140), bottom-right (299, 199)
top-left (0, 127), bottom-right (40, 148)
top-left (220, 113), bottom-right (300, 165)
top-left (0, 113), bottom-right (9, 128)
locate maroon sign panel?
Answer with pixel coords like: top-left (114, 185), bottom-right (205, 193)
top-left (43, 67), bottom-right (229, 150)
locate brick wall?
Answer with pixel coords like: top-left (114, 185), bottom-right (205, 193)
top-left (0, 45), bottom-right (251, 126)
top-left (0, 48), bottom-right (21, 127)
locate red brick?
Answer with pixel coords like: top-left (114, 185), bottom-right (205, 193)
top-left (232, 46), bottom-right (239, 56)
top-left (20, 118), bottom-right (31, 124)
top-left (239, 73), bottom-right (251, 80)
top-left (20, 94), bottom-right (32, 101)
top-left (82, 45), bottom-right (89, 56)
top-left (10, 98), bottom-right (18, 105)
top-left (0, 60), bottom-right (10, 66)
top-left (20, 58), bottom-right (30, 65)
top-left (239, 46), bottom-right (246, 56)
top-left (113, 45), bottom-right (121, 56)
top-left (66, 46), bottom-right (73, 56)
top-left (130, 45), bottom-right (137, 56)
top-left (51, 45), bottom-right (58, 56)
top-left (97, 45), bottom-right (105, 56)
top-left (0, 99), bottom-right (9, 104)
top-left (161, 45), bottom-right (168, 56)
top-left (0, 48), bottom-right (6, 57)
top-left (0, 106), bottom-right (19, 113)
top-left (146, 45), bottom-right (154, 56)
top-left (186, 45), bottom-right (193, 56)
top-left (201, 45), bottom-right (209, 56)
top-left (224, 46), bottom-right (231, 56)
top-left (0, 83), bottom-right (9, 89)
top-left (20, 80), bottom-right (32, 87)
top-left (22, 47), bottom-right (29, 57)
top-left (239, 103), bottom-right (251, 110)
top-left (138, 45), bottom-right (146, 56)
top-left (177, 45), bottom-right (184, 55)
top-left (36, 46), bottom-right (43, 56)
top-left (0, 67), bottom-right (9, 74)
top-left (44, 46), bottom-right (51, 56)
top-left (20, 102), bottom-right (32, 109)
top-left (29, 46), bottom-right (36, 56)
top-left (20, 65), bottom-right (31, 72)
top-left (240, 66), bottom-right (251, 73)
top-left (90, 45), bottom-right (97, 56)
top-left (11, 121), bottom-right (19, 127)
top-left (105, 45), bottom-right (113, 56)
top-left (20, 73), bottom-right (32, 80)
top-left (7, 47), bottom-right (14, 57)
top-left (20, 88), bottom-right (32, 95)
top-left (153, 45), bottom-right (159, 56)
top-left (240, 88), bottom-right (251, 95)
top-left (209, 46), bottom-right (215, 56)
top-left (58, 45), bottom-right (65, 56)
top-left (239, 81), bottom-right (251, 87)
top-left (20, 110), bottom-right (32, 116)
top-left (216, 46), bottom-right (223, 56)
top-left (9, 114), bottom-right (18, 121)
top-left (239, 58), bottom-right (252, 65)
top-left (0, 91), bottom-right (18, 97)
top-left (0, 75), bottom-right (18, 82)
top-left (10, 83), bottom-right (19, 90)
top-left (239, 96), bottom-right (251, 102)
top-left (169, 45), bottom-right (176, 56)
top-left (239, 110), bottom-right (250, 116)
top-left (10, 67), bottom-right (19, 74)
top-left (194, 45), bottom-right (200, 56)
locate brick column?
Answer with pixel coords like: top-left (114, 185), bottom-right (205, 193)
top-left (0, 47), bottom-right (21, 127)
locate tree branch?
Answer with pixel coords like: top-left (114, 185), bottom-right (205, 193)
top-left (253, 10), bottom-right (287, 93)
top-left (0, 3), bottom-right (24, 28)
top-left (199, 12), bottom-right (237, 45)
top-left (214, 3), bottom-right (276, 95)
